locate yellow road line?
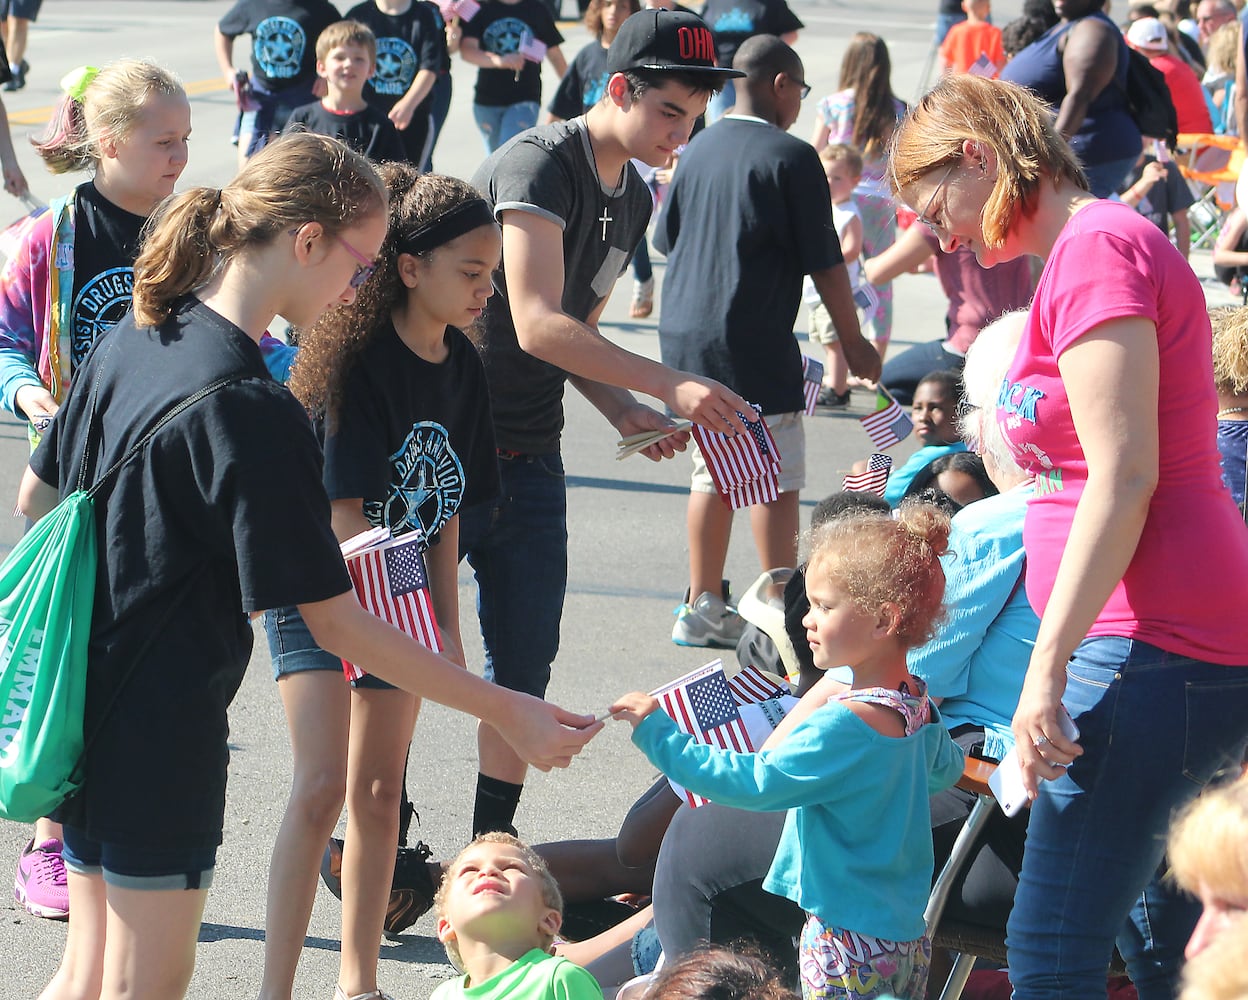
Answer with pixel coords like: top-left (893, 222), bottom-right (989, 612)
top-left (6, 77), bottom-right (229, 128)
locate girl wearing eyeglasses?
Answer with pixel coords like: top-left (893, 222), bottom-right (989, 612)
top-left (261, 164), bottom-right (507, 1000)
top-left (20, 132), bottom-right (597, 1000)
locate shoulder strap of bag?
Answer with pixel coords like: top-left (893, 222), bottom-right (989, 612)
top-left (81, 372), bottom-right (250, 496)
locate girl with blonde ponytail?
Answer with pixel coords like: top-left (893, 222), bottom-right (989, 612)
top-left (611, 501), bottom-right (964, 1000)
top-left (18, 132), bottom-right (598, 1000)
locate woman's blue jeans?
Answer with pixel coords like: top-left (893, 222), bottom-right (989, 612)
top-left (473, 101), bottom-right (540, 154)
top-left (1006, 636), bottom-right (1248, 1000)
top-left (458, 452), bottom-right (567, 699)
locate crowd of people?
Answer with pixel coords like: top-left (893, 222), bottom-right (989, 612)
top-left (0, 0), bottom-right (1246, 999)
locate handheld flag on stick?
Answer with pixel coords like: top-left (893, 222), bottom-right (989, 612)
top-left (652, 659), bottom-right (754, 806)
top-left (842, 453), bottom-right (893, 496)
top-left (859, 385), bottom-right (912, 450)
top-left (801, 355), bottom-right (824, 416)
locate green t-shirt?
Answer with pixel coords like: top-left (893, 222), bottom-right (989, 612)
top-left (430, 949), bottom-right (604, 1000)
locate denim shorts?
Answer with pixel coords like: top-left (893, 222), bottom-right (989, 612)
top-left (263, 606), bottom-right (393, 690)
top-left (61, 825), bottom-right (215, 891)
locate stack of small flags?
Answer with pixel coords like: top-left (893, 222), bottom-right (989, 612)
top-left (691, 404), bottom-right (782, 509)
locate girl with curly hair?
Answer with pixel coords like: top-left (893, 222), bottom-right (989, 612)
top-left (263, 163), bottom-right (507, 1000)
top-left (612, 503), bottom-right (965, 1000)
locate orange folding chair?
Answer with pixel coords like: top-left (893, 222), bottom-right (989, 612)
top-left (1174, 132), bottom-right (1245, 249)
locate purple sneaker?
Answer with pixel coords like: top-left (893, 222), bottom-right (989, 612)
top-left (14, 838), bottom-right (69, 919)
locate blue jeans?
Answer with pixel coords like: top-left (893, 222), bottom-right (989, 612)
top-left (934, 11), bottom-right (967, 44)
top-left (473, 101), bottom-right (540, 154)
top-left (459, 452), bottom-right (567, 698)
top-left (706, 79), bottom-right (736, 124)
top-left (1006, 637), bottom-right (1248, 1000)
top-left (878, 339), bottom-right (964, 407)
top-left (632, 233), bottom-right (652, 284)
top-left (425, 72), bottom-right (453, 171)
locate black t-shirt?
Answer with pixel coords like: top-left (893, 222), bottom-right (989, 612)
top-left (218, 0), bottom-right (342, 92)
top-left (30, 298), bottom-right (349, 849)
top-left (462, 0), bottom-right (564, 106)
top-left (345, 0), bottom-right (448, 112)
top-left (699, 0), bottom-right (802, 68)
top-left (320, 323), bottom-right (500, 544)
top-left (284, 100), bottom-right (407, 161)
top-left (470, 119), bottom-right (652, 453)
top-left (1121, 154), bottom-right (1195, 233)
top-left (654, 117), bottom-right (843, 414)
top-left (547, 40), bottom-right (608, 119)
top-left (69, 182), bottom-right (146, 374)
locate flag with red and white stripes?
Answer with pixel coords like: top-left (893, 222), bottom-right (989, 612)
top-left (691, 405), bottom-right (782, 510)
top-left (341, 531), bottom-right (442, 683)
top-left (842, 453), bottom-right (893, 496)
top-left (801, 355), bottom-right (824, 416)
top-left (728, 663), bottom-right (789, 704)
top-left (859, 386), bottom-right (913, 450)
top-left (654, 660), bottom-right (754, 807)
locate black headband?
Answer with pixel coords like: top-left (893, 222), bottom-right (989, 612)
top-left (398, 198), bottom-right (497, 255)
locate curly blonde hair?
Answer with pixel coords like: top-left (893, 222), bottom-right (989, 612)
top-left (1210, 306), bottom-right (1248, 396)
top-left (1169, 774), bottom-right (1248, 905)
top-left (806, 501), bottom-right (951, 647)
top-left (434, 832), bottom-right (563, 970)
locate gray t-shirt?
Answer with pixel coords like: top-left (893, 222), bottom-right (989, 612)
top-left (470, 117), bottom-right (652, 454)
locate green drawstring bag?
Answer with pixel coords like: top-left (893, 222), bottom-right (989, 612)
top-left (0, 491), bottom-right (96, 822)
top-left (0, 370), bottom-right (245, 824)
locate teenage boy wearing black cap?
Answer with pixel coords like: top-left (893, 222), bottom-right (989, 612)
top-left (655, 34), bottom-right (882, 648)
top-left (461, 9), bottom-right (752, 840)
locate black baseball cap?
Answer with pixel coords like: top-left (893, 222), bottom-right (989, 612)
top-left (606, 9), bottom-right (746, 79)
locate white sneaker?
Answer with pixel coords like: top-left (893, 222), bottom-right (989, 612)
top-left (672, 591), bottom-right (747, 648)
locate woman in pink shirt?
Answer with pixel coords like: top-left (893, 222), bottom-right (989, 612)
top-left (890, 74), bottom-right (1248, 1000)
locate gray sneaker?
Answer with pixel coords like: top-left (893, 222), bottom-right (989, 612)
top-left (672, 591), bottom-right (747, 648)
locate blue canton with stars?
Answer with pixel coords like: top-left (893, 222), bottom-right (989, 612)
top-left (384, 541), bottom-right (430, 598)
top-left (737, 405), bottom-right (770, 457)
top-left (686, 672), bottom-right (740, 734)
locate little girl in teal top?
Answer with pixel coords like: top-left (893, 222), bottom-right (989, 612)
top-left (612, 503), bottom-right (964, 1000)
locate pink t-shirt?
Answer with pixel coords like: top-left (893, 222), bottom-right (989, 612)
top-left (1000, 200), bottom-right (1248, 664)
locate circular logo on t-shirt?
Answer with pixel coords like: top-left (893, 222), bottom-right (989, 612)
top-left (72, 267), bottom-right (134, 370)
top-left (373, 37), bottom-right (418, 96)
top-left (482, 16), bottom-right (529, 54)
top-left (582, 71), bottom-right (609, 108)
top-left (365, 421), bottom-right (465, 540)
top-left (254, 16), bottom-right (307, 80)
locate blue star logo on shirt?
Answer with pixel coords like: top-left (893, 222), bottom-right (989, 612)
top-left (373, 37), bottom-right (418, 96)
top-left (254, 16), bottom-right (306, 80)
top-left (713, 8), bottom-right (756, 32)
top-left (483, 16), bottom-right (530, 55)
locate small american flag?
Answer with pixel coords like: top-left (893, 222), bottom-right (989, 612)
top-left (859, 386), bottom-right (913, 450)
top-left (728, 664), bottom-right (789, 705)
top-left (518, 33), bottom-right (547, 62)
top-left (691, 404), bottom-right (782, 510)
top-left (341, 532), bottom-right (442, 683)
top-left (801, 355), bottom-right (824, 416)
top-left (843, 453), bottom-right (893, 496)
top-left (654, 660), bottom-right (755, 807)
